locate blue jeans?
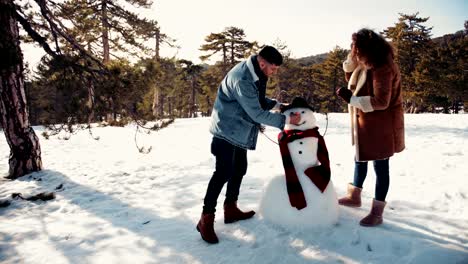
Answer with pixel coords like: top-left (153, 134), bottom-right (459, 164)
top-left (353, 158), bottom-right (389, 201)
top-left (203, 137), bottom-right (248, 214)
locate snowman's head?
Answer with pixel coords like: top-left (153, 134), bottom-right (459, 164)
top-left (281, 97), bottom-right (317, 131)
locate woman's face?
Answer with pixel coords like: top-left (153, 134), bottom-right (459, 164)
top-left (356, 53), bottom-right (365, 64)
top-left (352, 43), bottom-right (368, 66)
top-left (351, 42), bottom-right (356, 54)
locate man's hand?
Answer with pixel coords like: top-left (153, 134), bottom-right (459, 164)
top-left (257, 124), bottom-right (266, 133)
top-left (279, 103), bottom-right (289, 112)
top-left (289, 112), bottom-right (301, 125)
top-left (336, 87), bottom-right (352, 103)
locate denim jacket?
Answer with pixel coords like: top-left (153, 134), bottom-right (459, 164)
top-left (209, 56), bottom-right (286, 150)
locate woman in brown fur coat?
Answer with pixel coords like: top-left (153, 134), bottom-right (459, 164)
top-left (336, 28), bottom-right (405, 227)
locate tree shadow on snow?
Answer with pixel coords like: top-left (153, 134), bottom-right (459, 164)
top-left (0, 231), bottom-right (23, 264)
top-left (259, 201), bottom-right (468, 264)
top-left (5, 169), bottom-right (261, 264)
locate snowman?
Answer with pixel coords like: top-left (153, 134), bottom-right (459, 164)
top-left (259, 97), bottom-right (339, 228)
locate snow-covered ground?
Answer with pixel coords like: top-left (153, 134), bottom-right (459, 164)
top-left (0, 113), bottom-right (467, 264)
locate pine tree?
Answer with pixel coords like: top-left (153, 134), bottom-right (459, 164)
top-left (3, 0), bottom-right (106, 179)
top-left (149, 24), bottom-right (177, 117)
top-left (53, 0), bottom-right (159, 63)
top-left (199, 26), bottom-right (256, 72)
top-left (1, 0), bottom-right (42, 179)
top-left (319, 46), bottom-right (348, 112)
top-left (199, 33), bottom-right (228, 67)
top-left (434, 24), bottom-right (468, 113)
top-left (32, 55), bottom-right (95, 124)
top-left (198, 64), bottom-right (224, 116)
top-left (382, 13), bottom-right (433, 113)
top-left (135, 58), bottom-right (160, 118)
top-left (267, 39), bottom-right (292, 100)
top-left (178, 60), bottom-right (203, 118)
top-left (152, 58), bottom-right (178, 118)
top-left (412, 42), bottom-right (442, 112)
top-left (223, 27), bottom-right (256, 66)
top-left (43, 0), bottom-right (173, 122)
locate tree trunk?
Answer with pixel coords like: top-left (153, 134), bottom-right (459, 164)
top-left (101, 0), bottom-right (110, 63)
top-left (222, 44), bottom-right (228, 72)
top-left (332, 67), bottom-right (338, 112)
top-left (155, 28), bottom-right (160, 61)
top-left (152, 87), bottom-right (160, 118)
top-left (152, 88), bottom-right (166, 119)
top-left (452, 100), bottom-right (460, 114)
top-left (0, 0), bottom-right (43, 179)
top-left (168, 97), bottom-right (172, 117)
top-left (191, 79), bottom-right (196, 117)
top-left (86, 44), bottom-right (96, 123)
top-left (87, 78), bottom-right (95, 123)
top-left (159, 94), bottom-right (165, 118)
top-left (205, 96), bottom-right (212, 116)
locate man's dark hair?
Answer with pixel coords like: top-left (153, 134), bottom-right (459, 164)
top-left (259, 45), bottom-right (283, 66)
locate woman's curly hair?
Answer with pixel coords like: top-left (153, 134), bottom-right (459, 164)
top-left (352, 28), bottom-right (394, 68)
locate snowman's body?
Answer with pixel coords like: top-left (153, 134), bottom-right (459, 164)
top-left (259, 105), bottom-right (339, 228)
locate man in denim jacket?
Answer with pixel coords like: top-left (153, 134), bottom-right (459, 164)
top-left (197, 46), bottom-right (301, 243)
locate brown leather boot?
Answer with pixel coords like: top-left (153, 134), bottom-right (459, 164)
top-left (360, 199), bottom-right (386, 227)
top-left (196, 213), bottom-right (219, 244)
top-left (338, 183), bottom-right (362, 207)
top-left (224, 202), bottom-right (255, 224)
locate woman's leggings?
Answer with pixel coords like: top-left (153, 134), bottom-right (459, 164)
top-left (353, 158), bottom-right (389, 201)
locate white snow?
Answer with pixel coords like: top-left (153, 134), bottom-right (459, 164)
top-left (259, 175), bottom-right (339, 229)
top-left (0, 113), bottom-right (467, 264)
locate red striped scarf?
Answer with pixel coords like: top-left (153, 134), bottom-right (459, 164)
top-left (278, 127), bottom-right (331, 210)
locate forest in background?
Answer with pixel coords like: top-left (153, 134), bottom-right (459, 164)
top-left (16, 5), bottom-right (466, 128)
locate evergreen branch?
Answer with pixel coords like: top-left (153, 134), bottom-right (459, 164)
top-left (17, 2), bottom-right (105, 132)
top-left (33, 0), bottom-right (105, 70)
top-left (40, 1), bottom-right (61, 54)
top-left (14, 8), bottom-right (57, 57)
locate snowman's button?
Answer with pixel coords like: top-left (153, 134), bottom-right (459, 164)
top-left (299, 151), bottom-right (302, 154)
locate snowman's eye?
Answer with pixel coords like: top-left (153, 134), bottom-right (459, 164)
top-left (301, 111), bottom-right (305, 114)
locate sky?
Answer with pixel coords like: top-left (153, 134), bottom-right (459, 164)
top-left (148, 0), bottom-right (467, 63)
top-left (1, 113), bottom-right (467, 263)
top-left (22, 0), bottom-right (467, 68)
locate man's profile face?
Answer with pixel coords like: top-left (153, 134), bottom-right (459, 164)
top-left (260, 59), bottom-right (280, 77)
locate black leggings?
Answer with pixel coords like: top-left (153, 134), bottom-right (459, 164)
top-left (203, 137), bottom-right (247, 214)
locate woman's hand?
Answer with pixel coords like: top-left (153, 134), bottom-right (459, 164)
top-left (336, 87), bottom-right (352, 103)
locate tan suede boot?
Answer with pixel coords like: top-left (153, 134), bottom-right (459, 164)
top-left (196, 213), bottom-right (219, 244)
top-left (224, 202), bottom-right (255, 224)
top-left (360, 199), bottom-right (386, 227)
top-left (338, 183), bottom-right (362, 207)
